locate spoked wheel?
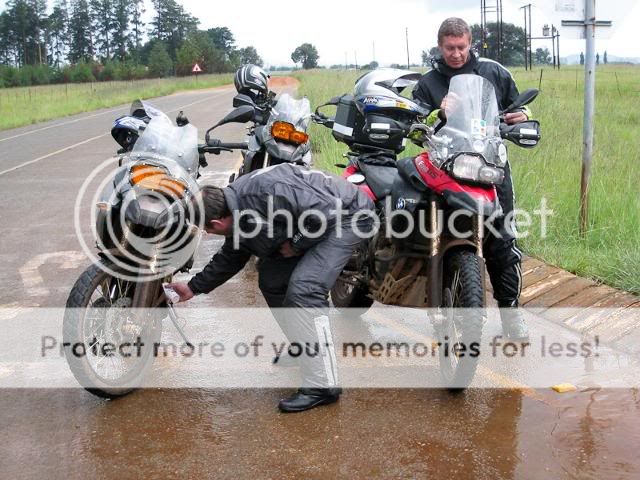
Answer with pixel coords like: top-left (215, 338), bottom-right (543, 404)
top-left (437, 250), bottom-right (484, 389)
top-left (330, 273), bottom-right (374, 317)
top-left (63, 261), bottom-right (163, 398)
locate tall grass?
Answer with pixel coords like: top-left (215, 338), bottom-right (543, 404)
top-left (0, 73), bottom-right (233, 130)
top-left (295, 66), bottom-right (640, 294)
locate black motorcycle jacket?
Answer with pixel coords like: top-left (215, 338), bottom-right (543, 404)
top-left (188, 164), bottom-right (372, 295)
top-left (412, 51), bottom-right (525, 115)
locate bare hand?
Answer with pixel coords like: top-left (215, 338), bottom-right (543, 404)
top-left (165, 282), bottom-right (194, 303)
top-left (279, 240), bottom-right (301, 258)
top-left (504, 112), bottom-right (528, 125)
top-left (441, 93), bottom-right (461, 114)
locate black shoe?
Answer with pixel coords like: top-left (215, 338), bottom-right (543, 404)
top-left (500, 308), bottom-right (530, 341)
top-left (278, 388), bottom-right (342, 413)
top-left (272, 351), bottom-right (299, 367)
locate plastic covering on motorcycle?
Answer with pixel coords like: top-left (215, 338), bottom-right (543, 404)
top-left (357, 161), bottom-right (398, 200)
top-left (391, 169), bottom-right (424, 213)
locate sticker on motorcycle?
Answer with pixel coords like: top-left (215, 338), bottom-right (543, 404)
top-left (471, 118), bottom-right (487, 136)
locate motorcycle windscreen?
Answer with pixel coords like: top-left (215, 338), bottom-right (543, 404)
top-left (130, 117), bottom-right (199, 173)
top-left (270, 93), bottom-right (311, 131)
top-left (438, 74), bottom-right (500, 154)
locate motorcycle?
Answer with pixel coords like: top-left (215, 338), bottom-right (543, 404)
top-left (220, 90), bottom-right (313, 182)
top-left (64, 100), bottom-right (253, 398)
top-left (314, 72), bottom-right (540, 387)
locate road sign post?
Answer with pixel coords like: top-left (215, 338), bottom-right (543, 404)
top-left (192, 63), bottom-right (202, 83)
top-left (559, 0), bottom-right (611, 236)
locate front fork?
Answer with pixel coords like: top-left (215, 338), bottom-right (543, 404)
top-left (427, 199), bottom-right (486, 309)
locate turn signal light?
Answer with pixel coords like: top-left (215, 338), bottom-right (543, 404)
top-left (130, 164), bottom-right (187, 198)
top-left (271, 121), bottom-right (309, 145)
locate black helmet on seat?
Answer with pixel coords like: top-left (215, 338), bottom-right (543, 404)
top-left (234, 64), bottom-right (270, 97)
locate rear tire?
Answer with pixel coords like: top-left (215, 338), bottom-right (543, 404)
top-left (438, 250), bottom-right (484, 389)
top-left (63, 261), bottom-right (162, 399)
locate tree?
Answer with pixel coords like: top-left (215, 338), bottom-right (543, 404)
top-left (47, 0), bottom-right (69, 67)
top-left (207, 27), bottom-right (235, 59)
top-left (580, 52), bottom-right (584, 65)
top-left (89, 0), bottom-right (116, 61)
top-left (596, 53), bottom-right (600, 65)
top-left (68, 0), bottom-right (93, 63)
top-left (150, 0), bottom-right (199, 61)
top-left (362, 60), bottom-right (379, 70)
top-left (148, 41), bottom-right (172, 77)
top-left (603, 50), bottom-right (608, 64)
top-left (421, 46), bottom-right (438, 66)
top-left (130, 0), bottom-right (145, 55)
top-left (291, 43), bottom-right (319, 69)
top-left (470, 22), bottom-right (526, 66)
top-left (534, 47), bottom-right (551, 65)
top-left (238, 46), bottom-right (263, 66)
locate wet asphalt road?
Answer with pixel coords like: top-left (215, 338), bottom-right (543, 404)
top-left (1, 86), bottom-right (639, 479)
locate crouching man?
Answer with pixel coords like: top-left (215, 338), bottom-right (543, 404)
top-left (168, 164), bottom-right (375, 413)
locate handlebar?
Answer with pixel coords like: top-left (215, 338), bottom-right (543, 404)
top-left (198, 140), bottom-right (248, 155)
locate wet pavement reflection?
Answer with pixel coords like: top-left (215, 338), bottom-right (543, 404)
top-left (1, 387), bottom-right (639, 479)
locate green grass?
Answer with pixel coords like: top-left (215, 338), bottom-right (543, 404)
top-left (0, 73), bottom-right (233, 130)
top-left (295, 66), bottom-right (640, 294)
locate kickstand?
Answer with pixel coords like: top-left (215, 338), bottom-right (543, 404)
top-left (167, 303), bottom-right (194, 349)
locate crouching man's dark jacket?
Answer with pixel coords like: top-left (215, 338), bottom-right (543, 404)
top-left (188, 164), bottom-right (373, 295)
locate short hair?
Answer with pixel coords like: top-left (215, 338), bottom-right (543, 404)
top-left (438, 17), bottom-right (472, 45)
top-left (200, 185), bottom-right (230, 222)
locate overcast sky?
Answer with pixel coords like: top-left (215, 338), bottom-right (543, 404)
top-left (2, 0), bottom-right (638, 66)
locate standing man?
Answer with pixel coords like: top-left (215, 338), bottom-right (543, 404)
top-left (413, 17), bottom-right (530, 340)
top-left (168, 164), bottom-right (375, 412)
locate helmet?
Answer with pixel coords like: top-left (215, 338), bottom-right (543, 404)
top-left (234, 64), bottom-right (270, 96)
top-left (353, 69), bottom-right (428, 117)
top-left (111, 115), bottom-right (147, 151)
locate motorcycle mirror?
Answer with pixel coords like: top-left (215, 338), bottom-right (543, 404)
top-left (503, 89), bottom-right (539, 114)
top-left (176, 110), bottom-right (189, 126)
top-left (216, 106), bottom-right (255, 128)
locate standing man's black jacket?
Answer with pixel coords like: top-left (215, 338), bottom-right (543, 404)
top-left (412, 51), bottom-right (522, 113)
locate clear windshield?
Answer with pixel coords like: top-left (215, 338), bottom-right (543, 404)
top-left (270, 94), bottom-right (311, 131)
top-left (437, 74), bottom-right (500, 154)
top-left (130, 117), bottom-right (199, 172)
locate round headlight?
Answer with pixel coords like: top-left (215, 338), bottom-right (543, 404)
top-left (473, 139), bottom-right (486, 153)
top-left (496, 143), bottom-right (508, 167)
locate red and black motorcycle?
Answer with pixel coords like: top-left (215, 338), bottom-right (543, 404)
top-left (314, 71), bottom-right (540, 387)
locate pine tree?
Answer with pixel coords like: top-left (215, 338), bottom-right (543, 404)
top-left (150, 0), bottom-right (198, 61)
top-left (89, 0), bottom-right (115, 61)
top-left (68, 0), bottom-right (93, 63)
top-left (130, 0), bottom-right (145, 53)
top-left (47, 0), bottom-right (69, 66)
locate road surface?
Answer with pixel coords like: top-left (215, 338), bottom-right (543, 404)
top-left (0, 85), bottom-right (638, 479)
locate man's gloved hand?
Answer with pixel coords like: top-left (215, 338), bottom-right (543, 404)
top-left (504, 111), bottom-right (529, 124)
top-left (280, 240), bottom-right (302, 258)
top-left (164, 282), bottom-right (195, 303)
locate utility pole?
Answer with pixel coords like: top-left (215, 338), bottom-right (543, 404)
top-left (561, 0), bottom-right (612, 235)
top-left (528, 4), bottom-right (533, 70)
top-left (354, 50), bottom-right (358, 70)
top-left (520, 4), bottom-right (530, 70)
top-left (406, 27), bottom-right (410, 68)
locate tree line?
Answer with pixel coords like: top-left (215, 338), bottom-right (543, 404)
top-left (0, 0), bottom-right (264, 87)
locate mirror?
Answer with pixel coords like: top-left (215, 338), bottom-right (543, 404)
top-left (217, 105), bottom-right (255, 127)
top-left (503, 89), bottom-right (539, 114)
top-left (232, 94), bottom-right (257, 109)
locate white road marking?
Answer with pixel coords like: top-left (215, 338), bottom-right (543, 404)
top-left (0, 90), bottom-right (231, 177)
top-left (0, 87), bottom-right (232, 144)
top-left (19, 251), bottom-right (87, 297)
top-left (0, 133), bottom-right (108, 177)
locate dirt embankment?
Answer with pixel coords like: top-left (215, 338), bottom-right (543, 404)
top-left (268, 76), bottom-right (300, 91)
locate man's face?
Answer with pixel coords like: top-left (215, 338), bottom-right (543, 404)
top-left (439, 34), bottom-right (471, 69)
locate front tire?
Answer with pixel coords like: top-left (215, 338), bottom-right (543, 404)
top-left (438, 250), bottom-right (484, 389)
top-left (63, 261), bottom-right (162, 398)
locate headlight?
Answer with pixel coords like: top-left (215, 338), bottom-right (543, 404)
top-left (451, 154), bottom-right (504, 185)
top-left (130, 164), bottom-right (187, 198)
top-left (496, 143), bottom-right (508, 167)
top-left (271, 121), bottom-right (309, 145)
